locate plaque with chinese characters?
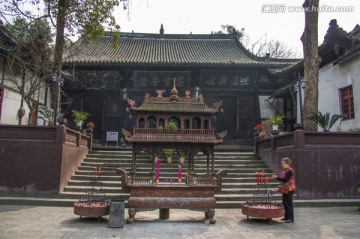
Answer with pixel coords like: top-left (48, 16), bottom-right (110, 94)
top-left (200, 70), bottom-right (257, 90)
top-left (65, 70), bottom-right (123, 91)
top-left (132, 71), bottom-right (191, 89)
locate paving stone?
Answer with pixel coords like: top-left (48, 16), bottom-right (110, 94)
top-left (0, 205), bottom-right (359, 239)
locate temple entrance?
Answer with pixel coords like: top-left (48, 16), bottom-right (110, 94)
top-left (213, 96), bottom-right (256, 145)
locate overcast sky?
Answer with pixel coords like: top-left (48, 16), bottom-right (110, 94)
top-left (115, 0), bottom-right (360, 55)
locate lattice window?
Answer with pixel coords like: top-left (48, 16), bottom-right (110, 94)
top-left (340, 86), bottom-right (355, 119)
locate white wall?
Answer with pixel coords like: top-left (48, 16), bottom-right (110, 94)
top-left (318, 54), bottom-right (360, 131)
top-left (259, 95), bottom-right (284, 119)
top-left (0, 87), bottom-right (30, 125)
top-left (0, 56), bottom-right (49, 125)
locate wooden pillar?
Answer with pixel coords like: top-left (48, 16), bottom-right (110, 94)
top-left (180, 117), bottom-right (184, 129)
top-left (151, 154), bottom-right (156, 181)
top-left (211, 151), bottom-right (215, 175)
top-left (206, 153), bottom-right (210, 177)
top-left (131, 150), bottom-right (136, 178)
top-left (191, 153), bottom-right (195, 173)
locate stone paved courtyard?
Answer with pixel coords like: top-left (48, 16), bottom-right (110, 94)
top-left (0, 205), bottom-right (359, 239)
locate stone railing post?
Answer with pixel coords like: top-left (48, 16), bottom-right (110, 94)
top-left (55, 125), bottom-right (66, 144)
top-left (294, 128), bottom-right (305, 149)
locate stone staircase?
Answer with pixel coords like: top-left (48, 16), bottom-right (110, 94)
top-left (60, 149), bottom-right (283, 208)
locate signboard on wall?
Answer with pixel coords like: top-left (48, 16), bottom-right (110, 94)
top-left (106, 132), bottom-right (118, 141)
top-left (106, 131), bottom-right (119, 147)
top-left (131, 71), bottom-right (191, 90)
top-left (200, 70), bottom-right (258, 90)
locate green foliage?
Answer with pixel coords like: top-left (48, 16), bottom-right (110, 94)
top-left (306, 112), bottom-right (347, 132)
top-left (42, 0), bottom-right (127, 47)
top-left (168, 121), bottom-right (178, 133)
top-left (2, 0), bottom-right (129, 75)
top-left (73, 110), bottom-right (90, 123)
top-left (164, 149), bottom-right (176, 157)
top-left (5, 17), bottom-right (53, 45)
top-left (4, 17), bottom-right (53, 72)
top-left (168, 121), bottom-right (178, 130)
top-left (214, 24), bottom-right (245, 41)
top-left (38, 106), bottom-right (64, 126)
top-left (266, 115), bottom-right (285, 126)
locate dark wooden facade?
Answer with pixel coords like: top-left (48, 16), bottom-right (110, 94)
top-left (63, 32), bottom-right (297, 145)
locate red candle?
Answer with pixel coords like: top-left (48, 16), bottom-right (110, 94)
top-left (178, 165), bottom-right (182, 180)
top-left (262, 170), bottom-right (266, 183)
top-left (256, 172), bottom-right (261, 184)
top-left (265, 177), bottom-right (270, 184)
top-left (155, 160), bottom-right (161, 180)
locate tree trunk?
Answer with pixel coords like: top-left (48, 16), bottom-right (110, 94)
top-left (52, 0), bottom-right (68, 124)
top-left (301, 0), bottom-right (321, 131)
top-left (53, 0), bottom-right (67, 74)
top-left (18, 70), bottom-right (26, 125)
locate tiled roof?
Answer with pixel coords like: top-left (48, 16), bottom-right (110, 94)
top-left (130, 94), bottom-right (221, 114)
top-left (63, 32), bottom-right (295, 67)
top-left (125, 135), bottom-right (224, 144)
top-left (134, 101), bottom-right (218, 114)
top-left (272, 20), bottom-right (360, 76)
top-left (0, 25), bottom-right (18, 52)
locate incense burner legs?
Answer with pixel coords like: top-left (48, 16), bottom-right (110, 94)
top-left (206, 209), bottom-right (216, 224)
top-left (127, 208), bottom-right (136, 224)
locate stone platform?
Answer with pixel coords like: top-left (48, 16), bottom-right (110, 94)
top-left (1, 205), bottom-right (359, 239)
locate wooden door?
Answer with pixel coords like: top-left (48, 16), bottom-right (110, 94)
top-left (237, 97), bottom-right (256, 145)
top-left (83, 95), bottom-right (105, 140)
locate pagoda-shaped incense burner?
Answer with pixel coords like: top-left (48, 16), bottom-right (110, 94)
top-left (118, 79), bottom-right (227, 224)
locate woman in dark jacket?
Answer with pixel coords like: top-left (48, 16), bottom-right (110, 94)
top-left (272, 157), bottom-right (295, 223)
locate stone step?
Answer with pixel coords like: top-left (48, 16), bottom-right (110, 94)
top-left (86, 153), bottom-right (259, 159)
top-left (67, 179), bottom-right (277, 189)
top-left (63, 186), bottom-right (279, 196)
top-left (78, 164), bottom-right (269, 173)
top-left (61, 149), bottom-right (279, 208)
top-left (69, 175), bottom-right (266, 183)
top-left (80, 161), bottom-right (266, 167)
top-left (84, 157), bottom-right (262, 163)
top-left (67, 180), bottom-right (123, 187)
top-left (73, 170), bottom-right (273, 177)
top-left (59, 191), bottom-right (128, 199)
top-left (58, 191), bottom-right (286, 202)
top-left (88, 151), bottom-right (256, 156)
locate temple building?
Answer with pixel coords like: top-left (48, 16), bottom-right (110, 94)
top-left (62, 26), bottom-right (298, 145)
top-left (273, 20), bottom-right (360, 132)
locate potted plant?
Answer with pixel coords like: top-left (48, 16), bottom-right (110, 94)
top-left (259, 130), bottom-right (267, 140)
top-left (86, 121), bottom-right (95, 133)
top-left (164, 149), bottom-right (175, 164)
top-left (266, 115), bottom-right (285, 131)
top-left (150, 155), bottom-right (157, 163)
top-left (254, 124), bottom-right (264, 137)
top-left (168, 121), bottom-right (178, 133)
top-left (306, 112), bottom-right (347, 132)
top-left (38, 106), bottom-right (64, 126)
top-left (158, 125), bottom-right (164, 134)
top-left (73, 111), bottom-right (90, 127)
top-left (178, 150), bottom-right (186, 165)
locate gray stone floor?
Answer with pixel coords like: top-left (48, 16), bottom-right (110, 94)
top-left (0, 205), bottom-right (359, 239)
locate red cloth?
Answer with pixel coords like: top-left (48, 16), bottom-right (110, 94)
top-left (277, 167), bottom-right (295, 194)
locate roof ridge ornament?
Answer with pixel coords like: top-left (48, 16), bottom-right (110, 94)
top-left (213, 100), bottom-right (223, 110)
top-left (170, 78), bottom-right (179, 102)
top-left (160, 24), bottom-right (164, 34)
